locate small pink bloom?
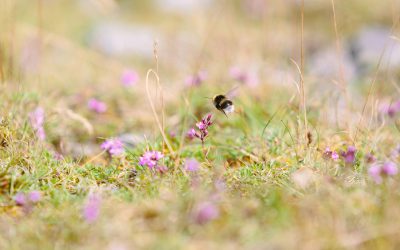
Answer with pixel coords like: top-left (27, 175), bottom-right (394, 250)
top-left (380, 101), bottom-right (400, 118)
top-left (29, 107), bottom-right (46, 141)
top-left (169, 130), bottom-right (177, 138)
top-left (121, 69), bottom-right (139, 87)
top-left (368, 164), bottom-right (383, 184)
top-left (323, 147), bottom-right (339, 161)
top-left (382, 161), bottom-right (398, 176)
top-left (331, 151), bottom-right (339, 161)
top-left (88, 98), bottom-right (107, 113)
top-left (101, 138), bottom-right (124, 156)
top-left (229, 66), bottom-right (259, 87)
top-left (28, 191), bottom-right (42, 203)
top-left (139, 151), bottom-right (164, 170)
top-left (83, 193), bottom-right (101, 223)
top-left (14, 193), bottom-right (26, 206)
top-left (185, 158), bottom-right (200, 172)
top-left (368, 161), bottom-right (398, 184)
top-left (341, 146), bottom-right (356, 164)
top-left (194, 201), bottom-right (220, 224)
top-left (185, 71), bottom-right (207, 87)
top-left (187, 128), bottom-right (197, 139)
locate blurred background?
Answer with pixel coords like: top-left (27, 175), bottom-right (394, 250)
top-left (1, 0), bottom-right (400, 157)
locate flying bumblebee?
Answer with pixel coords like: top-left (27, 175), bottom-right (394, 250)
top-left (212, 94), bottom-right (235, 117)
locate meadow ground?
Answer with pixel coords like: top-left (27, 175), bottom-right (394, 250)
top-left (1, 0), bottom-right (400, 249)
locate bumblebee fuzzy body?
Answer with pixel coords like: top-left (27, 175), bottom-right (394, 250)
top-left (213, 94), bottom-right (234, 116)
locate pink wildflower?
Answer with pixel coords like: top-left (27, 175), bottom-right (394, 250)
top-left (192, 114), bottom-right (213, 145)
top-left (121, 69), bottom-right (139, 87)
top-left (101, 138), bottom-right (124, 156)
top-left (83, 193), bottom-right (102, 223)
top-left (13, 191), bottom-right (42, 213)
top-left (194, 201), bottom-right (220, 224)
top-left (229, 66), bottom-right (259, 87)
top-left (368, 161), bottom-right (398, 184)
top-left (380, 100), bottom-right (400, 118)
top-left (88, 98), bottom-right (107, 113)
top-left (139, 151), bottom-right (164, 170)
top-left (323, 147), bottom-right (339, 161)
top-left (29, 107), bottom-right (46, 140)
top-left (28, 191), bottom-right (42, 203)
top-left (187, 128), bottom-right (197, 140)
top-left (341, 146), bottom-right (356, 164)
top-left (185, 71), bottom-right (207, 87)
top-left (185, 158), bottom-right (200, 172)
top-left (14, 193), bottom-right (27, 206)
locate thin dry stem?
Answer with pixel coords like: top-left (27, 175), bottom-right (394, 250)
top-left (299, 0), bottom-right (308, 143)
top-left (145, 69), bottom-right (175, 155)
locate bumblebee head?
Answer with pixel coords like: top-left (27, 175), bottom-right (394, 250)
top-left (212, 94), bottom-right (226, 105)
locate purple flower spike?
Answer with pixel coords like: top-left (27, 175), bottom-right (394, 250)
top-left (88, 98), bottom-right (107, 113)
top-left (194, 201), bottom-right (220, 224)
top-left (191, 114), bottom-right (213, 145)
top-left (83, 193), bottom-right (102, 223)
top-left (185, 158), bottom-right (200, 172)
top-left (101, 138), bottom-right (124, 157)
top-left (121, 69), bottom-right (139, 87)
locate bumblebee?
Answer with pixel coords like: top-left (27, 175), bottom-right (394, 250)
top-left (213, 94), bottom-right (235, 117)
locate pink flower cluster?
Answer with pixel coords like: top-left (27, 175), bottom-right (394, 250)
top-left (83, 193), bottom-right (101, 223)
top-left (185, 71), bottom-right (207, 87)
top-left (368, 161), bottom-right (398, 184)
top-left (29, 107), bottom-right (46, 141)
top-left (14, 191), bottom-right (42, 213)
top-left (101, 138), bottom-right (124, 157)
top-left (139, 151), bottom-right (167, 173)
top-left (14, 191), bottom-right (42, 205)
top-left (187, 114), bottom-right (213, 144)
top-left (323, 147), bottom-right (339, 161)
top-left (88, 98), bottom-right (107, 113)
top-left (341, 146), bottom-right (356, 164)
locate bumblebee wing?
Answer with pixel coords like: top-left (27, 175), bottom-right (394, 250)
top-left (225, 85), bottom-right (240, 99)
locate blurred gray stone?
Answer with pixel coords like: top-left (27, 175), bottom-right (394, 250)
top-left (350, 27), bottom-right (400, 73)
top-left (88, 22), bottom-right (159, 58)
top-left (308, 46), bottom-right (357, 83)
top-left (117, 133), bottom-right (144, 149)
